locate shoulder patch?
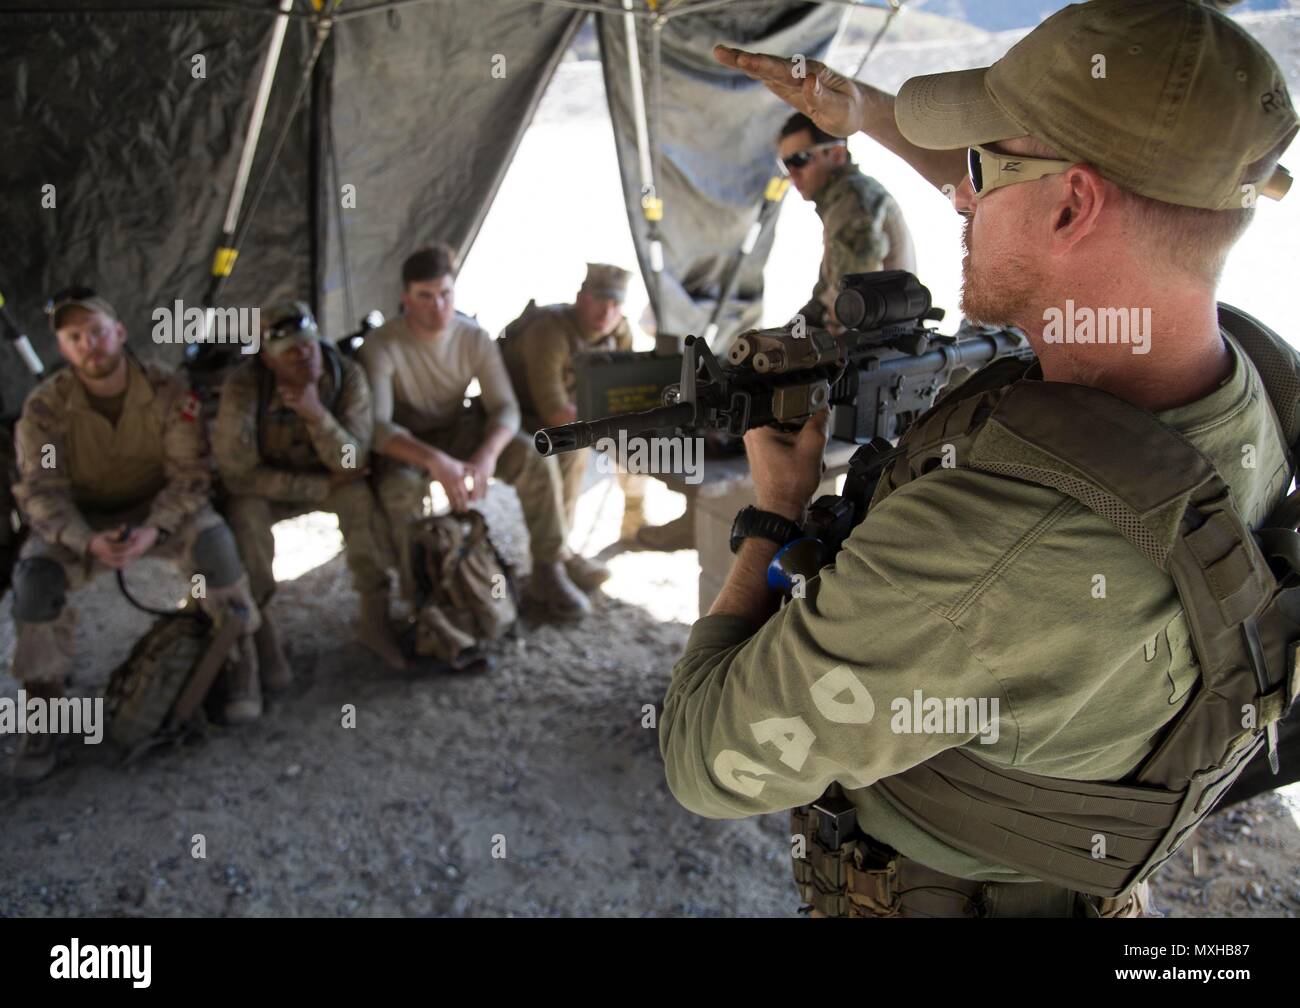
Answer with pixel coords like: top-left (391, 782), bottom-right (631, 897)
top-left (179, 390), bottom-right (202, 423)
top-left (23, 392), bottom-right (60, 425)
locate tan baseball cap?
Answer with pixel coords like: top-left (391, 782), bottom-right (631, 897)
top-left (895, 0), bottom-right (1297, 210)
top-left (46, 288), bottom-right (119, 332)
top-left (581, 263), bottom-right (631, 302)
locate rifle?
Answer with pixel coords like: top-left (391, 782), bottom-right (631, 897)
top-left (535, 270), bottom-right (1032, 456)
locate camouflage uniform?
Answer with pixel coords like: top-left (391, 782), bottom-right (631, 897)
top-left (9, 357), bottom-right (259, 687)
top-left (500, 303), bottom-right (638, 526)
top-left (212, 349), bottom-right (393, 607)
top-left (800, 164), bottom-right (917, 329)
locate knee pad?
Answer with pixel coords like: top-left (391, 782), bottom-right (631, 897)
top-left (193, 523), bottom-right (245, 589)
top-left (12, 557), bottom-right (67, 622)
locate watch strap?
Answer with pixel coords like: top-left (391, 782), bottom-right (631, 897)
top-left (730, 505), bottom-right (802, 554)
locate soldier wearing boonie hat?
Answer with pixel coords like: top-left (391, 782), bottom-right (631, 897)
top-left (671, 1), bottom-right (1300, 918)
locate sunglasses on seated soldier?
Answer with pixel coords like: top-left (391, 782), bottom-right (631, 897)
top-left (778, 140), bottom-right (846, 175)
top-left (967, 145), bottom-right (1077, 198)
top-left (265, 313), bottom-right (314, 341)
top-left (262, 314), bottom-right (318, 358)
top-left (44, 285), bottom-right (98, 316)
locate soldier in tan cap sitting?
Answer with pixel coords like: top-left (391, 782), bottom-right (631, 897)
top-left (500, 263), bottom-right (648, 560)
top-left (8, 289), bottom-right (262, 779)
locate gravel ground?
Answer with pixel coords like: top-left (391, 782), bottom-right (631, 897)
top-left (0, 477), bottom-right (802, 918)
top-left (1, 472), bottom-right (1296, 918)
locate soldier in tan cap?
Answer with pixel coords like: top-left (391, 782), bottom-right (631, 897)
top-left (360, 245), bottom-right (595, 620)
top-left (213, 301), bottom-right (406, 674)
top-left (678, 0), bottom-right (1299, 916)
top-left (500, 263), bottom-right (647, 553)
top-left (8, 289), bottom-right (262, 780)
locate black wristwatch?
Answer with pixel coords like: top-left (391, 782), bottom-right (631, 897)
top-left (730, 505), bottom-right (803, 554)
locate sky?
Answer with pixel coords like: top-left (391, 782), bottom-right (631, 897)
top-left (916, 0), bottom-right (1293, 33)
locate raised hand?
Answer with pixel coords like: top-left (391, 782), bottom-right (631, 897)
top-left (714, 46), bottom-right (866, 139)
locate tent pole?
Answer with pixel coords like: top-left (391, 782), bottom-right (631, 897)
top-left (701, 174), bottom-right (788, 346)
top-left (648, 11), bottom-right (665, 322)
top-left (0, 290), bottom-right (44, 377)
top-left (202, 0), bottom-right (296, 330)
top-left (853, 0), bottom-right (904, 78)
top-left (622, 0), bottom-right (664, 329)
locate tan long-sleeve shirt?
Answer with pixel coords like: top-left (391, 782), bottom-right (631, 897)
top-left (359, 313), bottom-right (520, 448)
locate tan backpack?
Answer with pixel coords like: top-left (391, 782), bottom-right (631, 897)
top-left (104, 599), bottom-right (249, 758)
top-left (408, 511), bottom-right (518, 668)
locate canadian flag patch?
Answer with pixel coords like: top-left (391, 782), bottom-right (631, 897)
top-left (180, 391), bottom-right (201, 423)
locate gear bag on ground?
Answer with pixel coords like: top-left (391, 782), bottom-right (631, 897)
top-left (408, 511), bottom-right (517, 667)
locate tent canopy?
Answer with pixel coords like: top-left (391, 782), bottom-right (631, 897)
top-left (0, 0), bottom-right (856, 404)
top-left (2, 0), bottom-right (1288, 398)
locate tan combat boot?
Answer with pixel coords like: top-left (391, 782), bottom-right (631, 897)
top-left (223, 636), bottom-right (263, 724)
top-left (564, 554), bottom-right (610, 592)
top-left (8, 680), bottom-right (62, 782)
top-left (357, 592), bottom-right (407, 671)
top-left (523, 561), bottom-right (592, 620)
top-left (635, 506), bottom-right (695, 551)
top-left (255, 616), bottom-right (293, 693)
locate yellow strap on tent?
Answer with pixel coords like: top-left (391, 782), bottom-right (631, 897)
top-left (212, 247), bottom-right (239, 277)
top-left (641, 196), bottom-right (663, 222)
top-left (765, 176), bottom-right (790, 202)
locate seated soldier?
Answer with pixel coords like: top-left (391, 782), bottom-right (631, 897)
top-left (359, 245), bottom-right (599, 620)
top-left (213, 301), bottom-right (406, 674)
top-left (9, 290), bottom-right (261, 781)
top-left (499, 263), bottom-right (647, 545)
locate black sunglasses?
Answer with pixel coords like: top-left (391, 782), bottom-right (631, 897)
top-left (778, 140), bottom-right (845, 176)
top-left (44, 285), bottom-right (98, 315)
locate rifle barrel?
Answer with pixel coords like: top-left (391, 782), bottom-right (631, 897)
top-left (535, 403), bottom-right (696, 456)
